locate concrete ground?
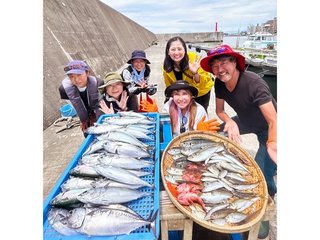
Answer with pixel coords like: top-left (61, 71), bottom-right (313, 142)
top-left (43, 40), bottom-right (276, 239)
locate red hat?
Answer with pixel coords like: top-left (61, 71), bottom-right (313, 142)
top-left (200, 44), bottom-right (245, 72)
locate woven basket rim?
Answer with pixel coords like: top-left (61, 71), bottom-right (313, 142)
top-left (161, 131), bottom-right (268, 233)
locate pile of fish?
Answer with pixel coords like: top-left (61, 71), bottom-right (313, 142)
top-left (164, 136), bottom-right (265, 227)
top-left (46, 112), bottom-right (159, 237)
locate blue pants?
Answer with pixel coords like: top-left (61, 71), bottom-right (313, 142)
top-left (219, 116), bottom-right (277, 196)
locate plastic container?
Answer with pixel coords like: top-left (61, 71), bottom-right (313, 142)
top-left (59, 104), bottom-right (77, 118)
top-left (43, 112), bottom-right (160, 240)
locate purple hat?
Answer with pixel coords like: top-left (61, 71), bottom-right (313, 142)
top-left (64, 60), bottom-right (89, 75)
top-left (127, 50), bottom-right (150, 64)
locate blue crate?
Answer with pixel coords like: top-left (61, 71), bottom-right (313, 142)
top-left (43, 112), bottom-right (161, 240)
top-left (160, 113), bottom-right (172, 151)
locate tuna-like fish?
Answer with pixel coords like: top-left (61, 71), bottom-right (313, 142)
top-left (77, 187), bottom-right (152, 205)
top-left (97, 130), bottom-right (149, 148)
top-left (80, 153), bottom-right (153, 170)
top-left (95, 165), bottom-right (153, 188)
top-left (103, 141), bottom-right (151, 158)
top-left (84, 124), bottom-right (122, 135)
top-left (47, 208), bottom-right (79, 236)
top-left (67, 207), bottom-right (158, 236)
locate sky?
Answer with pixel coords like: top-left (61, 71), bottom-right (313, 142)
top-left (101, 0), bottom-right (276, 34)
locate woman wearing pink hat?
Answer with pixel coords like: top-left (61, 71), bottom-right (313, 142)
top-left (200, 44), bottom-right (277, 239)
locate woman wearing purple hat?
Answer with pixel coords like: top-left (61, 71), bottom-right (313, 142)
top-left (59, 60), bottom-right (104, 136)
top-left (200, 44), bottom-right (277, 239)
top-left (121, 50), bottom-right (157, 96)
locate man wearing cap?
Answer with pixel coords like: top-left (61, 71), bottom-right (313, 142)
top-left (200, 44), bottom-right (277, 239)
top-left (59, 60), bottom-right (104, 135)
top-left (121, 50), bottom-right (157, 96)
top-left (96, 72), bottom-right (139, 118)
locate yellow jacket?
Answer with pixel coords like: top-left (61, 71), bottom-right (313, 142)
top-left (162, 52), bottom-right (214, 97)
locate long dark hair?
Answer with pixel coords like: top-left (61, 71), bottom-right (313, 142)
top-left (163, 36), bottom-right (189, 73)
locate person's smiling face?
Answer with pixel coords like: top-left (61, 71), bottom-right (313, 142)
top-left (210, 56), bottom-right (237, 83)
top-left (106, 82), bottom-right (124, 99)
top-left (132, 58), bottom-right (146, 72)
top-left (172, 89), bottom-right (192, 110)
top-left (168, 40), bottom-right (185, 63)
top-left (68, 72), bottom-right (88, 88)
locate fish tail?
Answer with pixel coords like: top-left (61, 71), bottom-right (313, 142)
top-left (147, 209), bottom-right (159, 238)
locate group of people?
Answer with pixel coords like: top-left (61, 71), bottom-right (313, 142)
top-left (58, 37), bottom-right (277, 239)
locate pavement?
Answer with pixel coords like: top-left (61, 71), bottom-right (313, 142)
top-left (43, 40), bottom-right (276, 239)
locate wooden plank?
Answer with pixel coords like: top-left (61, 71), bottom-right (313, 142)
top-left (161, 220), bottom-right (169, 240)
top-left (248, 222), bottom-right (260, 240)
top-left (166, 219), bottom-right (185, 230)
top-left (183, 219), bottom-right (193, 240)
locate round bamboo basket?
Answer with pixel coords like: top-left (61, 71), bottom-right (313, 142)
top-left (161, 131), bottom-right (268, 233)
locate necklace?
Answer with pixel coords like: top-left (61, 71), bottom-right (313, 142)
top-left (174, 65), bottom-right (180, 72)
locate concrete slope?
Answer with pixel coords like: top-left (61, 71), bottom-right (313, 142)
top-left (43, 0), bottom-right (157, 129)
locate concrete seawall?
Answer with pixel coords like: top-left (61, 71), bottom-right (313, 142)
top-left (43, 0), bottom-right (157, 129)
top-left (156, 32), bottom-right (223, 42)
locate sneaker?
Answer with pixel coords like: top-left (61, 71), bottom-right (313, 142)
top-left (258, 221), bottom-right (269, 239)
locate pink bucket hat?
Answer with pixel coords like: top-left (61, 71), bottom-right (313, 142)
top-left (200, 44), bottom-right (245, 72)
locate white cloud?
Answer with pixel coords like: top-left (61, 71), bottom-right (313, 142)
top-left (100, 0), bottom-right (276, 33)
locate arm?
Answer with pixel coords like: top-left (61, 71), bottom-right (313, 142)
top-left (216, 97), bottom-right (242, 143)
top-left (259, 101), bottom-right (277, 163)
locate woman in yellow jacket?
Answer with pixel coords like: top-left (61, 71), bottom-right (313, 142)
top-left (162, 36), bottom-right (213, 111)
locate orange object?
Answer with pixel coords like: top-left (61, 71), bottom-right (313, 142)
top-left (167, 182), bottom-right (178, 198)
top-left (196, 116), bottom-right (220, 132)
top-left (139, 93), bottom-right (158, 112)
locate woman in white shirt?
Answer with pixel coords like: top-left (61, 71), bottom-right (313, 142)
top-left (162, 80), bottom-right (219, 137)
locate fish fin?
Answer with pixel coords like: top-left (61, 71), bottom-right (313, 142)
top-left (147, 209), bottom-right (159, 238)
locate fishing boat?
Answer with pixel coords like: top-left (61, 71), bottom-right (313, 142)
top-left (242, 32), bottom-right (277, 50)
top-left (237, 49), bottom-right (277, 76)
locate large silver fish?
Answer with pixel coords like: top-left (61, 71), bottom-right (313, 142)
top-left (95, 165), bottom-right (153, 188)
top-left (80, 153), bottom-right (153, 170)
top-left (84, 124), bottom-right (122, 135)
top-left (47, 208), bottom-right (79, 236)
top-left (50, 188), bottom-right (89, 207)
top-left (103, 141), bottom-right (151, 158)
top-left (67, 207), bottom-right (158, 236)
top-left (77, 187), bottom-right (152, 205)
top-left (97, 130), bottom-right (149, 148)
top-left (82, 139), bottom-right (109, 156)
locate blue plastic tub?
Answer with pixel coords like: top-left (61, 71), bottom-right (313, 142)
top-left (43, 112), bottom-right (161, 240)
top-left (60, 104), bottom-right (77, 118)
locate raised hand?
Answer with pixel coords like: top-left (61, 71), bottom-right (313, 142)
top-left (116, 91), bottom-right (129, 111)
top-left (99, 100), bottom-right (114, 114)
